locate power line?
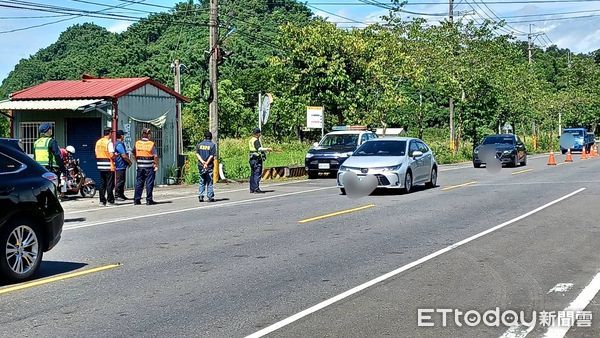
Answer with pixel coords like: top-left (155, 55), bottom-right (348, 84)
top-left (306, 3), bottom-right (365, 24)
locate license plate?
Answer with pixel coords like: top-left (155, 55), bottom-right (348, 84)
top-left (318, 163), bottom-right (330, 169)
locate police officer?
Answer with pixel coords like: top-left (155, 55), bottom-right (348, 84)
top-left (34, 123), bottom-right (67, 176)
top-left (248, 128), bottom-right (271, 193)
top-left (114, 130), bottom-right (131, 201)
top-left (95, 127), bottom-right (116, 206)
top-left (196, 131), bottom-right (216, 202)
top-left (133, 128), bottom-right (158, 205)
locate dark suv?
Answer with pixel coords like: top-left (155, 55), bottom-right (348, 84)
top-left (0, 138), bottom-right (64, 282)
top-left (473, 134), bottom-right (527, 168)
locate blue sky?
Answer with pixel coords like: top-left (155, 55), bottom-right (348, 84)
top-left (1, 0), bottom-right (600, 84)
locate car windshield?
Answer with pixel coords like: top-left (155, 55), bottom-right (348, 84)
top-left (564, 130), bottom-right (584, 137)
top-left (319, 134), bottom-right (359, 147)
top-left (354, 140), bottom-right (406, 156)
top-left (482, 136), bottom-right (514, 145)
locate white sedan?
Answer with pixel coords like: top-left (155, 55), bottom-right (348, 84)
top-left (337, 137), bottom-right (438, 194)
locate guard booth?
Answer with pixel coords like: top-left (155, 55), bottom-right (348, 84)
top-left (0, 76), bottom-right (189, 188)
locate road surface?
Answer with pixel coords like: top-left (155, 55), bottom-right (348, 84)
top-left (1, 153), bottom-right (598, 338)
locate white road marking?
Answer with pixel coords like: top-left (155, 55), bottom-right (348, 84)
top-left (500, 324), bottom-right (535, 338)
top-left (63, 180), bottom-right (310, 215)
top-left (245, 188), bottom-right (586, 338)
top-left (543, 272), bottom-right (600, 338)
top-left (63, 186), bottom-right (336, 231)
top-left (547, 283), bottom-right (574, 294)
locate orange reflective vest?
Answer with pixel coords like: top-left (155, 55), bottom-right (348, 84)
top-left (135, 139), bottom-right (155, 169)
top-left (95, 137), bottom-right (114, 171)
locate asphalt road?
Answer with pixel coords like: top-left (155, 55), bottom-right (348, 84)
top-left (1, 153), bottom-right (599, 338)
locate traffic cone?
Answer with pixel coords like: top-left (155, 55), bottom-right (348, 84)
top-left (565, 149), bottom-right (573, 162)
top-left (594, 145), bottom-right (599, 157)
top-left (547, 152), bottom-right (557, 165)
top-left (581, 148), bottom-right (588, 160)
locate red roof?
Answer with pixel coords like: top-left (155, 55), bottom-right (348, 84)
top-left (10, 77), bottom-right (190, 102)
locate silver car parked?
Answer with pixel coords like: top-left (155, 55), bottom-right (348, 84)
top-left (337, 137), bottom-right (438, 194)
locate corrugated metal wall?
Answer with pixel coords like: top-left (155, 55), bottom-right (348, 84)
top-left (118, 84), bottom-right (178, 189)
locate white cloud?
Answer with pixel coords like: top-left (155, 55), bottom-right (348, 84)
top-left (107, 21), bottom-right (131, 33)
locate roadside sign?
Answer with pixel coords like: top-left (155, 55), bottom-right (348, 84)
top-left (306, 106), bottom-right (324, 129)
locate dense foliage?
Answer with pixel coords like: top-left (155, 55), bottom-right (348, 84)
top-left (2, 0), bottom-right (600, 155)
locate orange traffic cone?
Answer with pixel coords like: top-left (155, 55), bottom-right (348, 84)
top-left (565, 149), bottom-right (573, 162)
top-left (547, 152), bottom-right (557, 165)
top-left (581, 148), bottom-right (588, 160)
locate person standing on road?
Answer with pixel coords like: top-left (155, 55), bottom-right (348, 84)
top-left (248, 128), bottom-right (271, 194)
top-left (196, 131), bottom-right (216, 203)
top-left (95, 127), bottom-right (116, 206)
top-left (34, 123), bottom-right (67, 176)
top-left (133, 128), bottom-right (158, 205)
top-left (114, 130), bottom-right (132, 201)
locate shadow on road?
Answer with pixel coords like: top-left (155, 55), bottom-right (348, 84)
top-left (0, 261), bottom-right (88, 287)
top-left (64, 217), bottom-right (86, 223)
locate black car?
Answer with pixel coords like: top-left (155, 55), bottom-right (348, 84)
top-left (305, 130), bottom-right (377, 179)
top-left (0, 138), bottom-right (64, 282)
top-left (473, 134), bottom-right (527, 168)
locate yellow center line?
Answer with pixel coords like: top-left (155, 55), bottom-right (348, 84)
top-left (441, 181), bottom-right (478, 191)
top-left (512, 169), bottom-right (534, 175)
top-left (299, 204), bottom-right (376, 223)
top-left (0, 263), bottom-right (121, 295)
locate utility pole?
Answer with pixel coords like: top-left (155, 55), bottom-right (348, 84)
top-left (209, 0), bottom-right (219, 180)
top-left (449, 0), bottom-right (455, 154)
top-left (173, 59), bottom-right (183, 155)
top-left (528, 24), bottom-right (533, 65)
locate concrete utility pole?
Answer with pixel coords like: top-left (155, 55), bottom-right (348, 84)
top-left (209, 0), bottom-right (219, 149)
top-left (449, 0), bottom-right (455, 153)
top-left (209, 0), bottom-right (219, 180)
top-left (173, 59), bottom-right (183, 155)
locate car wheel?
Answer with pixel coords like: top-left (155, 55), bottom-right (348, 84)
top-left (561, 149), bottom-right (567, 155)
top-left (340, 188), bottom-right (346, 195)
top-left (0, 220), bottom-right (43, 282)
top-left (473, 162), bottom-right (481, 168)
top-left (520, 155), bottom-right (527, 167)
top-left (307, 171), bottom-right (319, 179)
top-left (80, 184), bottom-right (96, 198)
top-left (425, 167), bottom-right (437, 188)
top-left (404, 171), bottom-right (413, 194)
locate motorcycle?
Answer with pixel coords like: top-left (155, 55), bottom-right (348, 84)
top-left (60, 146), bottom-right (97, 198)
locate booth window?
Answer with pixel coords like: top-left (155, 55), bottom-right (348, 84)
top-left (19, 122), bottom-right (55, 155)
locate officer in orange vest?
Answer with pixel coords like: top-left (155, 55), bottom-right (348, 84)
top-left (95, 127), bottom-right (116, 206)
top-left (133, 128), bottom-right (158, 205)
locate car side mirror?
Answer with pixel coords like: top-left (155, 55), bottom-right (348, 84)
top-left (412, 151), bottom-right (423, 158)
top-left (313, 142), bottom-right (319, 148)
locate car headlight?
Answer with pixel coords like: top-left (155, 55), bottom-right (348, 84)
top-left (339, 165), bottom-right (348, 171)
top-left (305, 153), bottom-right (314, 159)
top-left (381, 164), bottom-right (402, 172)
top-left (503, 150), bottom-right (512, 154)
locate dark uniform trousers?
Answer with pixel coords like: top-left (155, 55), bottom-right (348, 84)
top-left (249, 157), bottom-right (263, 192)
top-left (134, 168), bottom-right (155, 202)
top-left (99, 170), bottom-right (115, 204)
top-left (115, 170), bottom-right (126, 198)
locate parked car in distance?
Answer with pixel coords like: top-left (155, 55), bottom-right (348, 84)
top-left (305, 126), bottom-right (377, 179)
top-left (337, 137), bottom-right (437, 194)
top-left (0, 138), bottom-right (64, 282)
top-left (560, 128), bottom-right (595, 154)
top-left (473, 134), bottom-right (527, 168)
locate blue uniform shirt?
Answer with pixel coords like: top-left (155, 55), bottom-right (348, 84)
top-left (196, 140), bottom-right (216, 169)
top-left (114, 140), bottom-right (128, 170)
